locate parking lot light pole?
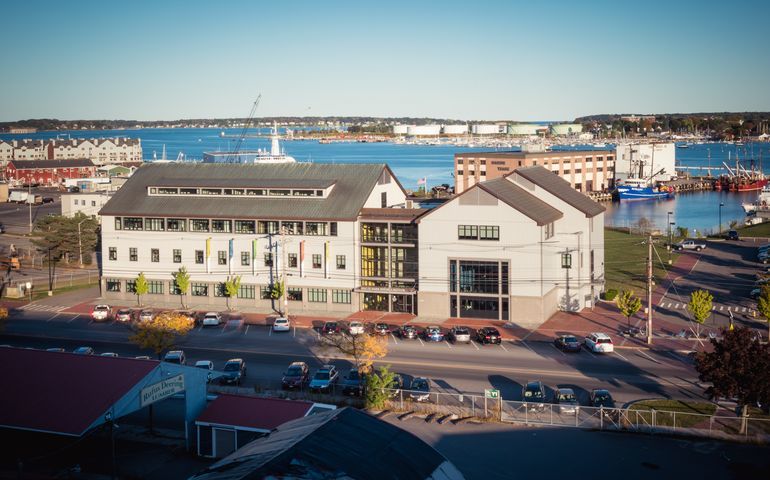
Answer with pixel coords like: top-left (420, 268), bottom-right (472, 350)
top-left (718, 202), bottom-right (724, 235)
top-left (666, 211), bottom-right (673, 245)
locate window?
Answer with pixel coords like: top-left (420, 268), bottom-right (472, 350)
top-left (308, 289), bottom-right (327, 303)
top-left (545, 222), bottom-right (555, 239)
top-left (269, 189), bottom-right (290, 196)
top-left (312, 254), bottom-right (322, 269)
top-left (479, 226), bottom-right (499, 241)
top-left (148, 281), bottom-right (163, 294)
top-left (108, 247), bottom-right (117, 261)
top-left (123, 217), bottom-right (143, 230)
top-left (106, 279), bottom-right (121, 292)
top-left (191, 283), bottom-right (208, 296)
top-left (336, 255), bottom-right (346, 270)
top-left (257, 221), bottom-right (279, 234)
top-left (166, 218), bottom-right (186, 231)
top-left (287, 288), bottom-right (302, 301)
top-left (288, 253), bottom-right (298, 268)
top-left (281, 221), bottom-right (303, 235)
top-left (169, 281), bottom-right (182, 295)
top-left (330, 222), bottom-right (338, 236)
top-left (201, 188), bottom-right (221, 196)
top-left (458, 225), bottom-right (478, 240)
top-left (129, 248), bottom-right (138, 262)
top-left (173, 249), bottom-right (182, 263)
top-left (457, 170), bottom-right (464, 175)
top-left (214, 283), bottom-right (226, 297)
top-left (238, 284), bottom-right (255, 299)
top-left (332, 289), bottom-right (351, 304)
top-left (218, 251), bottom-right (227, 265)
top-left (126, 280), bottom-right (136, 293)
top-left (91, 201), bottom-right (96, 207)
top-left (145, 218), bottom-right (165, 231)
top-left (234, 220), bottom-right (255, 234)
top-left (114, 217), bottom-right (122, 230)
top-left (191, 219), bottom-right (209, 232)
top-left (381, 191), bottom-right (387, 208)
top-left (305, 222), bottom-right (327, 236)
top-left (264, 252), bottom-right (273, 267)
top-left (260, 286), bottom-right (272, 299)
top-left (195, 250), bottom-right (204, 264)
top-left (158, 187), bottom-right (178, 195)
top-left (151, 248), bottom-right (159, 262)
top-left (241, 251), bottom-right (250, 266)
top-left (212, 219), bottom-right (231, 233)
top-left (224, 188), bottom-right (244, 196)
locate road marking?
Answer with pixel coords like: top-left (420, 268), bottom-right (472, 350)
top-left (637, 350), bottom-right (662, 364)
top-left (666, 302), bottom-right (671, 308)
top-left (613, 350), bottom-right (629, 361)
top-left (293, 326), bottom-right (297, 337)
top-left (720, 306), bottom-right (724, 311)
top-left (67, 314), bottom-right (80, 323)
top-left (470, 340), bottom-right (480, 350)
top-left (741, 307), bottom-right (747, 313)
top-left (550, 343), bottom-right (566, 356)
top-left (390, 333), bottom-right (399, 345)
top-left (244, 325), bottom-right (250, 335)
top-left (269, 326), bottom-right (272, 336)
top-left (674, 303), bottom-right (680, 309)
top-left (46, 313), bottom-right (59, 322)
top-left (445, 340), bottom-right (452, 349)
top-left (499, 342), bottom-right (509, 352)
top-left (519, 341), bottom-right (536, 353)
top-left (712, 306), bottom-right (716, 311)
top-left (418, 337), bottom-right (425, 346)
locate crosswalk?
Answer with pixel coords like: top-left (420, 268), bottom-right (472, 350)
top-left (18, 303), bottom-right (70, 313)
top-left (657, 301), bottom-right (755, 316)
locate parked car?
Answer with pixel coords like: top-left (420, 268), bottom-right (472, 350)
top-left (134, 355), bottom-right (151, 360)
top-left (321, 321), bottom-right (340, 335)
top-left (195, 360), bottom-right (214, 383)
top-left (0, 223), bottom-right (5, 234)
top-left (73, 346), bottom-right (94, 355)
top-left (750, 288), bottom-right (762, 299)
top-left (727, 230), bottom-right (740, 241)
top-left (282, 362), bottom-right (310, 389)
top-left (409, 377), bottom-right (431, 402)
top-left (45, 347), bottom-right (65, 352)
top-left (348, 321), bottom-right (365, 335)
top-left (399, 324), bottom-right (418, 339)
top-left (554, 334), bottom-right (582, 352)
top-left (42, 197), bottom-right (55, 204)
top-left (139, 309), bottom-right (154, 322)
top-left (584, 332), bottom-right (614, 353)
top-left (476, 327), bottom-right (502, 345)
top-left (373, 323), bottom-right (390, 336)
top-left (202, 312), bottom-right (222, 327)
top-left (163, 350), bottom-right (186, 365)
top-left (448, 326), bottom-right (471, 344)
top-left (175, 310), bottom-right (196, 326)
top-left (273, 317), bottom-right (291, 332)
top-left (115, 308), bottom-right (133, 323)
top-left (91, 304), bottom-right (112, 321)
top-left (220, 358), bottom-right (247, 385)
top-left (341, 370), bottom-right (365, 396)
top-left (555, 388), bottom-right (580, 414)
top-left (590, 389), bottom-right (616, 411)
top-left (100, 352), bottom-right (118, 357)
top-left (423, 325), bottom-right (444, 342)
top-left (522, 381), bottom-right (546, 411)
top-left (309, 365), bottom-right (339, 392)
top-left (674, 239), bottom-right (706, 251)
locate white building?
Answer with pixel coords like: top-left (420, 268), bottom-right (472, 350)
top-left (0, 138), bottom-right (142, 164)
top-left (508, 124), bottom-right (544, 136)
top-left (550, 124), bottom-right (584, 136)
top-left (614, 143), bottom-right (676, 182)
top-left (472, 124), bottom-right (506, 135)
top-left (406, 125), bottom-right (441, 136)
top-left (442, 124), bottom-right (469, 135)
top-left (392, 125), bottom-right (410, 135)
top-left (61, 192), bottom-right (114, 218)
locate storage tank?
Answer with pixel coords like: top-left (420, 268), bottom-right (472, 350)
top-left (407, 125), bottom-right (441, 136)
top-left (508, 124), bottom-right (542, 136)
top-left (550, 124), bottom-right (584, 136)
top-left (392, 125), bottom-right (410, 135)
top-left (472, 124), bottom-right (502, 135)
top-left (442, 124), bottom-right (469, 135)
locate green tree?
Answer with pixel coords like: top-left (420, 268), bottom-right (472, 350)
top-left (616, 289), bottom-right (642, 326)
top-left (757, 285), bottom-right (770, 342)
top-left (172, 266), bottom-right (190, 309)
top-left (270, 281), bottom-right (284, 300)
top-left (695, 327), bottom-right (770, 434)
top-left (134, 272), bottom-right (149, 306)
top-left (224, 275), bottom-right (241, 311)
top-left (364, 365), bottom-right (398, 410)
top-left (687, 289), bottom-right (713, 337)
top-left (129, 311), bottom-right (194, 359)
top-left (675, 226), bottom-right (689, 240)
top-left (31, 213), bottom-right (98, 266)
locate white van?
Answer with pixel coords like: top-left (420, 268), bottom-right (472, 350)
top-left (584, 332), bottom-right (614, 353)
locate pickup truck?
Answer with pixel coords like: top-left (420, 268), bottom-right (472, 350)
top-left (674, 239), bottom-right (706, 251)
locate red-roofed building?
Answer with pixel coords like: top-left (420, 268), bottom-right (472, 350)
top-left (195, 394), bottom-right (335, 458)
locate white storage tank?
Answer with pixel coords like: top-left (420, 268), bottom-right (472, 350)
top-left (472, 124), bottom-right (503, 135)
top-left (392, 125), bottom-right (410, 135)
top-left (442, 124), bottom-right (469, 135)
top-left (508, 124), bottom-right (542, 136)
top-left (407, 125), bottom-right (441, 136)
top-left (550, 124), bottom-right (584, 136)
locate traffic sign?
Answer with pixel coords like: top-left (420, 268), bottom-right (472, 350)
top-left (484, 389), bottom-right (500, 399)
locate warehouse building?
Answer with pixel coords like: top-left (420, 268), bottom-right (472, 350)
top-left (5, 158), bottom-right (97, 186)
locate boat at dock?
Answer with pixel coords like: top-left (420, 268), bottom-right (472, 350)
top-left (712, 153), bottom-right (766, 192)
top-left (615, 178), bottom-right (675, 200)
top-left (742, 185), bottom-right (770, 214)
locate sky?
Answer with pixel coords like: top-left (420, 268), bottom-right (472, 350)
top-left (1, 0), bottom-right (769, 122)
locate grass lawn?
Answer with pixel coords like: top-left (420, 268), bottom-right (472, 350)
top-left (628, 399), bottom-right (717, 428)
top-left (736, 222), bottom-right (770, 238)
top-left (604, 228), bottom-right (678, 296)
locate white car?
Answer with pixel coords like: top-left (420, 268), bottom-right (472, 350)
top-left (273, 317), bottom-right (290, 332)
top-left (584, 332), bottom-right (614, 353)
top-left (348, 321), bottom-right (365, 335)
top-left (100, 352), bottom-right (118, 357)
top-left (139, 309), bottom-right (154, 322)
top-left (202, 312), bottom-right (222, 326)
top-left (91, 304), bottom-right (111, 321)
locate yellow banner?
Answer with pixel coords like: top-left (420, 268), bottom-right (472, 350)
top-left (206, 237), bottom-right (211, 258)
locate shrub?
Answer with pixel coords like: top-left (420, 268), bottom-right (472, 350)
top-left (602, 289), bottom-right (618, 301)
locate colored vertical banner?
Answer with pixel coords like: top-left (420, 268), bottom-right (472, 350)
top-left (229, 238), bottom-right (234, 259)
top-left (324, 241), bottom-right (330, 279)
top-left (299, 240), bottom-right (305, 278)
top-left (252, 239), bottom-right (257, 276)
top-left (228, 238), bottom-right (234, 274)
top-left (205, 237), bottom-right (211, 274)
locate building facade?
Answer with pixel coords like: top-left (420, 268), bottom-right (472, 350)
top-left (61, 192), bottom-right (114, 218)
top-left (454, 150), bottom-right (615, 194)
top-left (5, 159), bottom-right (97, 185)
top-left (0, 138), bottom-right (142, 164)
top-left (614, 142), bottom-right (676, 183)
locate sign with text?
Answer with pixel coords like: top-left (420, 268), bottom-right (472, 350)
top-left (140, 374), bottom-right (185, 407)
top-left (484, 389), bottom-right (500, 399)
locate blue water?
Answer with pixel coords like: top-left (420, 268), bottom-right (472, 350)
top-left (3, 127), bottom-right (770, 233)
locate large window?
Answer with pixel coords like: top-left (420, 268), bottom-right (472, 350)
top-left (191, 283), bottom-right (208, 296)
top-left (479, 226), bottom-right (499, 241)
top-left (458, 225), bottom-right (478, 240)
top-left (129, 248), bottom-right (138, 262)
top-left (361, 246), bottom-right (387, 277)
top-left (108, 247), bottom-right (117, 261)
top-left (288, 253), bottom-right (298, 268)
top-left (106, 279), bottom-right (121, 292)
top-left (123, 217), bottom-right (143, 230)
top-left (257, 221), bottom-right (279, 234)
top-left (212, 219), bottom-right (231, 233)
top-left (390, 223), bottom-right (417, 243)
top-left (173, 249), bottom-right (182, 263)
top-left (126, 280), bottom-right (136, 293)
top-left (287, 288), bottom-right (302, 301)
top-left (260, 286), bottom-right (272, 300)
top-left (241, 251), bottom-right (250, 266)
top-left (308, 289), bottom-right (327, 303)
top-left (238, 284), bottom-right (255, 299)
top-left (170, 281), bottom-right (182, 295)
top-left (336, 255), bottom-right (346, 270)
top-left (458, 261), bottom-right (500, 294)
top-left (167, 218), bottom-right (186, 231)
top-left (218, 251), bottom-right (227, 265)
top-left (312, 254), bottom-right (322, 269)
top-left (234, 220), bottom-right (255, 234)
top-left (151, 248), bottom-right (159, 262)
top-left (191, 219), bottom-right (209, 232)
top-left (332, 289), bottom-right (351, 304)
top-left (145, 218), bottom-right (165, 231)
top-left (148, 281), bottom-right (163, 295)
top-left (361, 223), bottom-right (388, 243)
top-left (214, 283), bottom-right (226, 297)
top-left (305, 222), bottom-right (327, 236)
top-left (281, 221), bottom-right (303, 235)
top-left (195, 250), bottom-right (204, 264)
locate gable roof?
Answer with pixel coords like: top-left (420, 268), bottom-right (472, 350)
top-left (191, 407), bottom-right (464, 480)
top-left (478, 177), bottom-right (563, 226)
top-left (0, 348), bottom-right (158, 436)
top-left (510, 166), bottom-right (606, 217)
top-left (99, 163), bottom-right (390, 221)
top-left (196, 394), bottom-right (313, 431)
top-left (9, 158), bottom-right (96, 169)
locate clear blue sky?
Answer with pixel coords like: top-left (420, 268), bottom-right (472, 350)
top-left (1, 0), bottom-right (768, 121)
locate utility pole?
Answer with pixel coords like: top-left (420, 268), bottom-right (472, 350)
top-left (647, 235), bottom-right (653, 345)
top-left (279, 227), bottom-right (288, 318)
top-left (28, 182), bottom-right (32, 234)
top-left (77, 220), bottom-right (84, 267)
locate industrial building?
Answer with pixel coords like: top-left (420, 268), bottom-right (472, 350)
top-left (442, 124), bottom-right (469, 135)
top-left (454, 149), bottom-right (615, 194)
top-left (614, 142), bottom-right (676, 183)
top-left (471, 124), bottom-right (506, 135)
top-left (98, 162), bottom-right (605, 326)
top-left (550, 124), bottom-right (584, 136)
top-left (508, 124), bottom-right (547, 136)
top-left (4, 158), bottom-right (97, 186)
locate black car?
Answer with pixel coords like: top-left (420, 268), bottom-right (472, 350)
top-left (399, 325), bottom-right (418, 339)
top-left (590, 389), bottom-right (616, 408)
top-left (220, 358), bottom-right (247, 385)
top-left (727, 229), bottom-right (740, 241)
top-left (373, 323), bottom-right (390, 336)
top-left (554, 334), bottom-right (581, 352)
top-left (522, 381), bottom-right (546, 411)
top-left (322, 321), bottom-right (340, 335)
top-left (341, 370), bottom-right (365, 396)
top-left (282, 361), bottom-right (310, 389)
top-left (476, 327), bottom-right (502, 345)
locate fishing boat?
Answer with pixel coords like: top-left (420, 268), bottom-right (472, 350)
top-left (712, 153), bottom-right (767, 192)
top-left (616, 178), bottom-right (674, 200)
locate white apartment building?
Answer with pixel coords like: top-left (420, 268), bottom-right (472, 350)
top-left (61, 192), bottom-right (114, 218)
top-left (0, 138), bottom-right (142, 164)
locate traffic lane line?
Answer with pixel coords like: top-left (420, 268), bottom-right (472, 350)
top-left (613, 350), bottom-right (629, 362)
top-left (67, 314), bottom-right (80, 323)
top-left (390, 332), bottom-right (399, 345)
top-left (518, 340), bottom-right (536, 354)
top-left (244, 325), bottom-right (250, 335)
top-left (470, 340), bottom-right (480, 350)
top-left (46, 313), bottom-right (59, 322)
top-left (636, 349), bottom-right (662, 365)
top-left (550, 343), bottom-right (566, 356)
top-left (499, 342), bottom-right (509, 352)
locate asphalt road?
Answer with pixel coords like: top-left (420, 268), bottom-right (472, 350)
top-left (0, 187), bottom-right (62, 236)
top-left (1, 308), bottom-right (706, 406)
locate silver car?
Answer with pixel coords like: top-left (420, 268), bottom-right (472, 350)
top-left (555, 388), bottom-right (580, 414)
top-left (448, 326), bottom-right (471, 343)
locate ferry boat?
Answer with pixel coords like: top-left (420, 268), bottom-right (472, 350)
top-left (615, 178), bottom-right (674, 200)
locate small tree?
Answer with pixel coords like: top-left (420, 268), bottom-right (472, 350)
top-left (224, 275), bottom-right (241, 311)
top-left (676, 226), bottom-right (689, 240)
top-left (129, 311), bottom-right (194, 359)
top-left (317, 330), bottom-right (388, 373)
top-left (134, 272), bottom-right (149, 306)
top-left (687, 289), bottom-right (713, 338)
top-left (695, 327), bottom-right (770, 433)
top-left (172, 266), bottom-right (190, 309)
top-left (757, 285), bottom-right (770, 342)
top-left (729, 220), bottom-right (738, 230)
top-left (616, 289), bottom-right (642, 326)
top-left (364, 365), bottom-right (397, 410)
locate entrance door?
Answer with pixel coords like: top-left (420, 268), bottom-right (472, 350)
top-left (363, 293), bottom-right (388, 311)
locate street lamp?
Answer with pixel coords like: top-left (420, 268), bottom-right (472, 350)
top-left (719, 202), bottom-right (725, 235)
top-left (666, 211), bottom-right (674, 246)
top-left (77, 218), bottom-right (88, 267)
top-left (25, 281), bottom-right (32, 302)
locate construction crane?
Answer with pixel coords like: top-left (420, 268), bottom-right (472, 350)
top-left (227, 94), bottom-right (262, 163)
